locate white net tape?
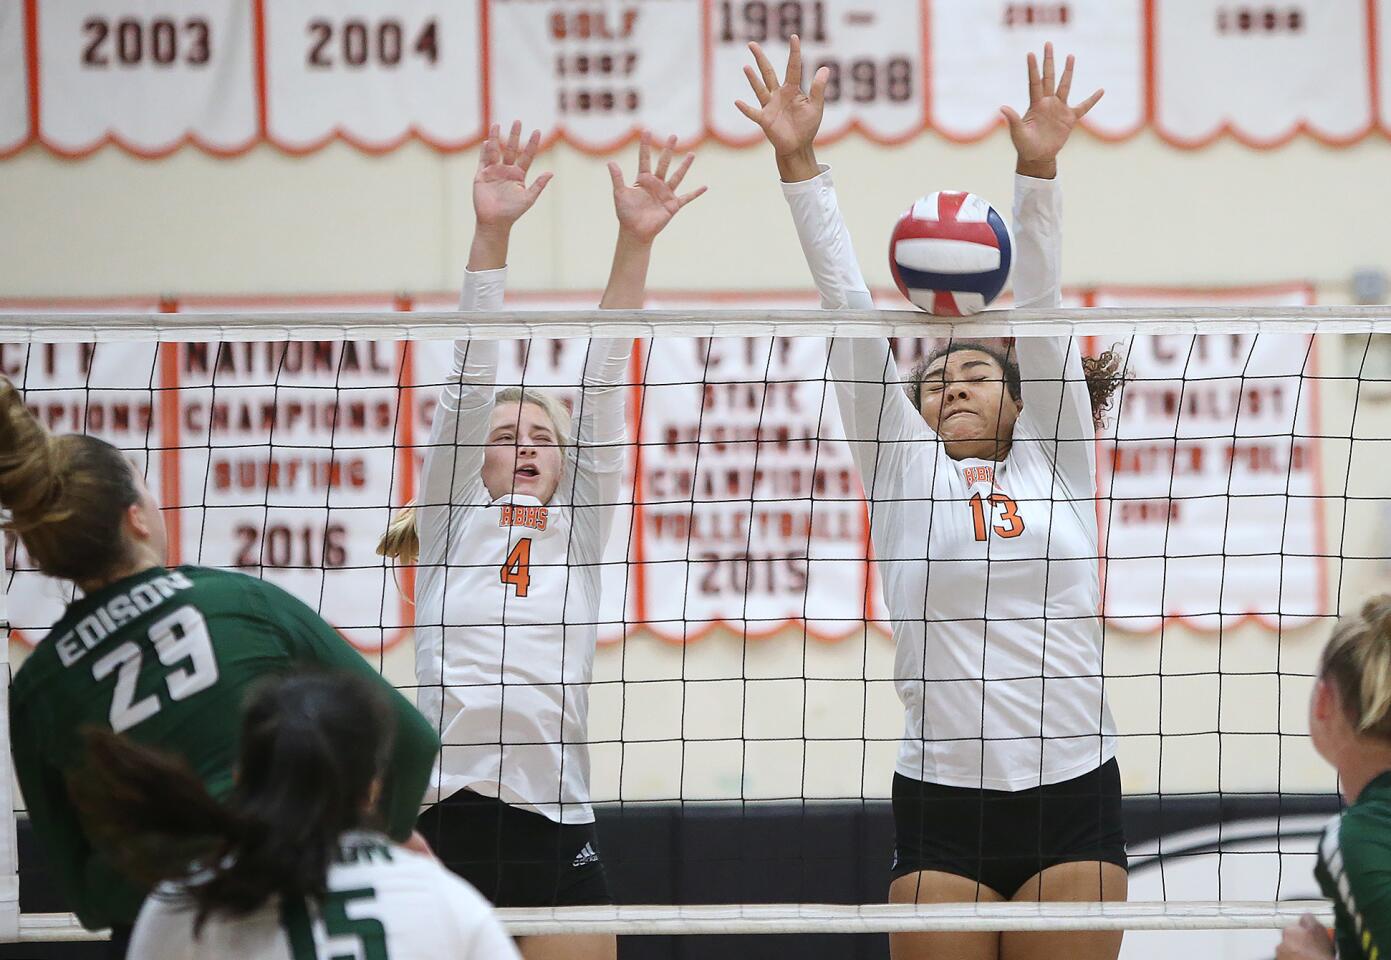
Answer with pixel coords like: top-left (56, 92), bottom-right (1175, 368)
top-left (15, 901), bottom-right (1339, 941)
top-left (3, 306), bottom-right (1391, 341)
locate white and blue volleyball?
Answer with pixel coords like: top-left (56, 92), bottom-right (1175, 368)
top-left (889, 191), bottom-right (1014, 316)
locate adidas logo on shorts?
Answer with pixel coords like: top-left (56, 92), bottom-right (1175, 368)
top-left (572, 841), bottom-right (600, 868)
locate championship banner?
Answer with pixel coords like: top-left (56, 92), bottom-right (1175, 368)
top-left (4, 0), bottom-right (1388, 159)
top-left (489, 0), bottom-right (704, 150)
top-left (1153, 0), bottom-right (1373, 146)
top-left (1091, 284), bottom-right (1325, 631)
top-left (34, 0), bottom-right (259, 157)
top-left (262, 0), bottom-right (484, 152)
top-left (707, 0), bottom-right (927, 146)
top-left (928, 0), bottom-right (1144, 142)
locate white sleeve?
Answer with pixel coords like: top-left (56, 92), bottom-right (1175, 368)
top-left (565, 337), bottom-right (631, 562)
top-left (781, 165), bottom-right (929, 498)
top-left (1010, 175), bottom-right (1096, 495)
top-left (129, 893), bottom-right (197, 960)
top-left (417, 269), bottom-right (505, 513)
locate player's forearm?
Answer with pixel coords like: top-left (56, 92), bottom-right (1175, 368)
top-left (1016, 158), bottom-right (1057, 180)
top-left (600, 231), bottom-right (654, 310)
top-left (781, 166), bottom-right (873, 310)
top-left (776, 145), bottom-right (821, 184)
top-left (466, 222), bottom-right (511, 273)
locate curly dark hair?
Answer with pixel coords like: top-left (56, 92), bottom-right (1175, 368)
top-left (906, 340), bottom-right (1127, 431)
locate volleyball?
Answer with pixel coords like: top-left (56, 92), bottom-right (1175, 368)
top-left (889, 191), bottom-right (1014, 316)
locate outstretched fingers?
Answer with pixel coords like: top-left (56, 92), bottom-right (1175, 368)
top-left (606, 160), bottom-right (625, 193)
top-left (1026, 51), bottom-right (1042, 104)
top-left (479, 124), bottom-right (501, 168)
top-left (502, 120), bottom-right (522, 165)
top-left (1041, 42), bottom-right (1055, 98)
top-left (785, 34), bottom-right (803, 90)
top-left (1073, 87), bottom-right (1105, 119)
top-left (637, 130), bottom-right (652, 175)
top-left (667, 152), bottom-right (695, 191)
top-left (734, 99), bottom-right (764, 125)
top-left (808, 65), bottom-right (830, 107)
top-left (749, 41), bottom-right (782, 94)
top-left (1056, 54), bottom-right (1076, 104)
top-left (677, 185), bottom-right (708, 208)
top-left (743, 64), bottom-right (771, 105)
top-left (518, 129), bottom-right (541, 174)
top-left (524, 171), bottom-right (554, 203)
top-left (654, 135), bottom-right (677, 180)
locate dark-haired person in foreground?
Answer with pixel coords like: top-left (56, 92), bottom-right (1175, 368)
top-left (1277, 598), bottom-right (1391, 960)
top-left (73, 670), bottom-right (518, 959)
top-left (0, 376), bottom-right (438, 957)
top-left (738, 37), bottom-right (1127, 960)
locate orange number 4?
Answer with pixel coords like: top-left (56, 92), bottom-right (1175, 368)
top-left (500, 538), bottom-right (532, 597)
top-left (969, 493), bottom-right (1025, 542)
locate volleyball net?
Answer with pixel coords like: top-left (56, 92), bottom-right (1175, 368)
top-left (2, 302), bottom-right (1390, 952)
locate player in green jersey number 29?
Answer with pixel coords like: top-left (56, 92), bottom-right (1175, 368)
top-left (0, 377), bottom-right (440, 958)
top-left (1279, 596), bottom-right (1391, 960)
top-left (70, 670), bottom-right (517, 960)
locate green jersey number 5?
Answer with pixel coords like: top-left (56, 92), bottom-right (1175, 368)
top-left (90, 605), bottom-right (220, 732)
top-left (283, 887), bottom-right (388, 960)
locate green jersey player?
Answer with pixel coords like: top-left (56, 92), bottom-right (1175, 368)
top-left (0, 376), bottom-right (439, 952)
top-left (1280, 596), bottom-right (1391, 960)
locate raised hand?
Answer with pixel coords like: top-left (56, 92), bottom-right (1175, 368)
top-left (473, 120), bottom-right (553, 229)
top-left (735, 36), bottom-right (830, 180)
top-left (606, 132), bottom-right (707, 245)
top-left (1000, 43), bottom-right (1104, 178)
top-left (600, 132), bottom-right (707, 309)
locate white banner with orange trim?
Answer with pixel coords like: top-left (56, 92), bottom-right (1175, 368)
top-left (1091, 285), bottom-right (1324, 632)
top-left (6, 0), bottom-right (1390, 159)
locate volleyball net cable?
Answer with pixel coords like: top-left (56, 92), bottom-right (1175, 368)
top-left (2, 306), bottom-right (1390, 941)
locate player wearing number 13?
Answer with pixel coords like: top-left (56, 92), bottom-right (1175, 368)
top-left (0, 377), bottom-right (439, 956)
top-left (739, 39), bottom-right (1126, 960)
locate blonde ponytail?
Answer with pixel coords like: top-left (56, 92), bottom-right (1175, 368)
top-left (0, 376), bottom-right (143, 583)
top-left (1321, 596), bottom-right (1391, 738)
top-left (376, 506), bottom-right (419, 566)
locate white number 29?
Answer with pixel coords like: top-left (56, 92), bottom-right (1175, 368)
top-left (90, 606), bottom-right (220, 733)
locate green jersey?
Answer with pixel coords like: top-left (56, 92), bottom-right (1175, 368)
top-left (1316, 771), bottom-right (1391, 960)
top-left (10, 565), bottom-right (439, 931)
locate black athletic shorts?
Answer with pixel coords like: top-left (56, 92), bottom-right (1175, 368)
top-left (891, 759), bottom-right (1128, 899)
top-left (416, 790), bottom-right (612, 908)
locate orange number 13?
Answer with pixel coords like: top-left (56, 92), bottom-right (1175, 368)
top-left (500, 538), bottom-right (532, 596)
top-left (969, 493), bottom-right (1025, 541)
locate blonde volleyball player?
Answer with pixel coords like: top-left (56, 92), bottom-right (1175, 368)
top-left (377, 122), bottom-right (704, 960)
top-left (1277, 598), bottom-right (1391, 960)
top-left (72, 670), bottom-right (518, 960)
top-left (738, 40), bottom-right (1125, 960)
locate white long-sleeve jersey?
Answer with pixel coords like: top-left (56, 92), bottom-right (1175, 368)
top-left (413, 268), bottom-right (630, 823)
top-left (784, 167), bottom-right (1116, 791)
top-left (129, 832), bottom-right (520, 960)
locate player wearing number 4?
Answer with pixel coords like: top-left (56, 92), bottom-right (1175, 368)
top-left (77, 670), bottom-right (519, 960)
top-left (376, 122), bottom-right (704, 960)
top-left (739, 39), bottom-right (1126, 960)
top-left (0, 380), bottom-right (440, 959)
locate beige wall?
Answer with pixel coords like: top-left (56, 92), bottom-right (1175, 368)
top-left (4, 129), bottom-right (1390, 801)
top-left (2, 129), bottom-right (1390, 299)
